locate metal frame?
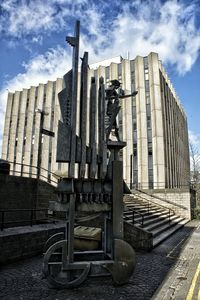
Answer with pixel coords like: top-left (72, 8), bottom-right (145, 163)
top-left (43, 20), bottom-right (136, 288)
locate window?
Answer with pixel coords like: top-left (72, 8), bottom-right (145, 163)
top-left (145, 80), bottom-right (150, 92)
top-left (105, 66), bottom-right (110, 79)
top-left (118, 63), bottom-right (122, 77)
top-left (144, 57), bottom-right (148, 69)
top-left (49, 153), bottom-right (52, 164)
top-left (147, 116), bottom-right (151, 129)
top-left (130, 60), bottom-right (135, 71)
top-left (133, 118), bottom-right (137, 131)
top-left (132, 97), bottom-right (136, 106)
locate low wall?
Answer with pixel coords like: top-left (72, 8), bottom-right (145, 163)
top-left (78, 213), bottom-right (152, 251)
top-left (132, 189), bottom-right (193, 220)
top-left (0, 174), bottom-right (56, 226)
top-left (0, 223), bottom-right (65, 265)
top-left (124, 222), bottom-right (153, 251)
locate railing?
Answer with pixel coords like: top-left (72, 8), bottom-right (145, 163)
top-left (0, 208), bottom-right (50, 231)
top-left (131, 202), bottom-right (172, 228)
top-left (135, 188), bottom-right (187, 210)
top-left (126, 192), bottom-right (174, 227)
top-left (132, 210), bottom-right (144, 227)
top-left (135, 191), bottom-right (174, 221)
top-left (7, 161), bottom-right (62, 186)
top-left (128, 181), bottom-right (191, 190)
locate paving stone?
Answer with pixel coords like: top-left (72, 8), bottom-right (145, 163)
top-left (0, 221), bottom-right (199, 300)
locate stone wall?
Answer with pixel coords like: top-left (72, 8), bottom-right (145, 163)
top-left (132, 189), bottom-right (193, 219)
top-left (124, 221), bottom-right (153, 251)
top-left (0, 174), bottom-right (56, 227)
top-left (0, 223), bottom-right (65, 265)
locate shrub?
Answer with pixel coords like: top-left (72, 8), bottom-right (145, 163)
top-left (194, 206), bottom-right (200, 220)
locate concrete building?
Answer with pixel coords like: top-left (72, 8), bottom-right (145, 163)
top-left (1, 52), bottom-right (190, 190)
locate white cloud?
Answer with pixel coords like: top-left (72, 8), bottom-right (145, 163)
top-left (0, 46), bottom-right (72, 155)
top-left (189, 130), bottom-right (200, 148)
top-left (1, 0), bottom-right (200, 154)
top-left (1, 0), bottom-right (200, 74)
top-left (1, 0), bottom-right (60, 37)
top-left (100, 0), bottom-right (200, 75)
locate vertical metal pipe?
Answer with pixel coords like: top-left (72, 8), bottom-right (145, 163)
top-left (98, 77), bottom-right (107, 179)
top-left (130, 154), bottom-right (133, 189)
top-left (112, 160), bottom-right (124, 239)
top-left (68, 21), bottom-right (80, 178)
top-left (89, 77), bottom-right (97, 178)
top-left (79, 52), bottom-right (88, 178)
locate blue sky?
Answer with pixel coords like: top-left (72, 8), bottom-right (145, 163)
top-left (0, 0), bottom-right (200, 155)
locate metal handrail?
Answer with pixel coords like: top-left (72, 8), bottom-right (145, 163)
top-left (0, 208), bottom-right (50, 231)
top-left (7, 160), bottom-right (62, 185)
top-left (129, 181), bottom-right (191, 189)
top-left (135, 189), bottom-right (187, 212)
top-left (132, 209), bottom-right (144, 227)
top-left (133, 191), bottom-right (174, 225)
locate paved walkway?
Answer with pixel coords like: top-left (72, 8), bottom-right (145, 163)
top-left (153, 220), bottom-right (200, 300)
top-left (0, 220), bottom-right (199, 300)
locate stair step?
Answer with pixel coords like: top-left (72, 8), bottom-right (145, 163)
top-left (125, 203), bottom-right (158, 210)
top-left (143, 215), bottom-right (179, 232)
top-left (138, 212), bottom-right (175, 227)
top-left (124, 193), bottom-right (188, 248)
top-left (152, 217), bottom-right (186, 237)
top-left (153, 219), bottom-right (189, 247)
top-left (129, 207), bottom-right (166, 215)
top-left (123, 209), bottom-right (170, 221)
top-left (123, 210), bottom-right (172, 226)
top-left (124, 199), bottom-right (146, 204)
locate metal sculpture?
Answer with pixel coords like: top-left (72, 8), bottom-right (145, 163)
top-left (43, 20), bottom-right (137, 288)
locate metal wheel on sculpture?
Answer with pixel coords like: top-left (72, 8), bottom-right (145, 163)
top-left (43, 232), bottom-right (65, 253)
top-left (104, 239), bottom-right (136, 285)
top-left (43, 240), bottom-right (90, 288)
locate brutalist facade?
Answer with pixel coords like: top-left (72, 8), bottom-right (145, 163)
top-left (1, 52), bottom-right (190, 190)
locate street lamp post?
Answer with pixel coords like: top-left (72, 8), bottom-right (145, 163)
top-left (36, 109), bottom-right (49, 180)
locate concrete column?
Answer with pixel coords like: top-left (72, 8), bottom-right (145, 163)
top-left (110, 62), bottom-right (118, 80)
top-left (97, 66), bottom-right (106, 79)
top-left (32, 84), bottom-right (44, 177)
top-left (135, 56), bottom-right (148, 188)
top-left (15, 89), bottom-right (28, 174)
top-left (148, 53), bottom-right (165, 189)
top-left (8, 91), bottom-right (20, 174)
top-left (1, 93), bottom-right (13, 160)
top-left (121, 59), bottom-right (133, 184)
top-left (51, 78), bottom-right (63, 175)
top-left (40, 82), bottom-right (53, 180)
top-left (23, 87), bottom-right (36, 177)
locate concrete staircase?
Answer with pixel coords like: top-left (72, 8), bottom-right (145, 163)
top-left (124, 195), bottom-right (189, 248)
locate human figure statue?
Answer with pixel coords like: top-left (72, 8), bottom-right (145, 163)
top-left (105, 80), bottom-right (124, 141)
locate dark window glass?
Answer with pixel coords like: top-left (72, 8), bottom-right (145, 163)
top-left (118, 63), bottom-right (122, 76)
top-left (105, 67), bottom-right (110, 79)
top-left (144, 57), bottom-right (148, 69)
top-left (145, 80), bottom-right (150, 92)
